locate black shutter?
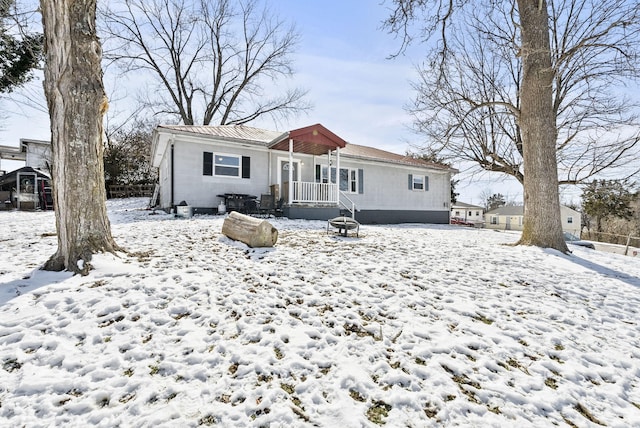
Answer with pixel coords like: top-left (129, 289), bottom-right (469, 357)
top-left (425, 175), bottom-right (429, 191)
top-left (315, 164), bottom-right (321, 183)
top-left (241, 156), bottom-right (250, 179)
top-left (408, 174), bottom-right (413, 190)
top-left (358, 169), bottom-right (364, 194)
top-left (203, 152), bottom-right (213, 176)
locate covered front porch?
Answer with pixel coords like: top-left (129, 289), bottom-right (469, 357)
top-left (268, 124), bottom-right (354, 215)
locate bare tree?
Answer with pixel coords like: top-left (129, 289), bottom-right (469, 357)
top-left (385, 0), bottom-right (569, 251)
top-left (406, 1), bottom-right (640, 186)
top-left (104, 120), bottom-right (157, 187)
top-left (99, 0), bottom-right (311, 126)
top-left (40, 0), bottom-right (120, 275)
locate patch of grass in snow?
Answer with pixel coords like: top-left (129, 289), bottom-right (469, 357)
top-left (549, 354), bottom-right (565, 364)
top-left (574, 402), bottom-right (606, 426)
top-left (228, 362), bottom-right (239, 375)
top-left (130, 250), bottom-right (154, 262)
top-left (424, 401), bottom-right (441, 418)
top-left (123, 367), bottom-right (134, 377)
top-left (198, 414), bottom-right (219, 426)
top-left (545, 377), bottom-right (558, 389)
top-left (274, 347), bottom-right (284, 360)
top-left (442, 364), bottom-right (482, 405)
top-left (149, 363), bottom-right (160, 375)
top-left (366, 400), bottom-right (392, 425)
top-left (349, 389), bottom-right (366, 402)
top-left (142, 334), bottom-right (153, 344)
top-left (119, 392), bottom-right (136, 403)
top-left (415, 357), bottom-right (427, 366)
top-left (498, 358), bottom-right (530, 375)
top-left (343, 322), bottom-right (376, 338)
top-left (172, 311), bottom-right (191, 320)
top-left (562, 416), bottom-right (579, 428)
top-left (554, 343), bottom-right (565, 351)
top-left (472, 313), bottom-right (494, 325)
top-left (66, 388), bottom-right (83, 397)
top-left (88, 280), bottom-right (107, 288)
top-left (488, 405), bottom-right (501, 414)
top-left (56, 397), bottom-right (71, 406)
top-left (291, 405), bottom-right (311, 423)
top-left (98, 315), bottom-right (125, 328)
top-left (518, 339), bottom-right (529, 346)
top-left (3, 358), bottom-right (22, 372)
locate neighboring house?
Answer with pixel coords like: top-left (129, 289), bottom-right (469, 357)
top-left (0, 166), bottom-right (52, 210)
top-left (451, 201), bottom-right (484, 224)
top-left (485, 205), bottom-right (581, 235)
top-left (150, 124), bottom-right (457, 224)
top-left (0, 139), bottom-right (52, 173)
top-left (0, 140), bottom-right (53, 210)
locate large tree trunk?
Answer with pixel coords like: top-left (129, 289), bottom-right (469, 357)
top-left (40, 0), bottom-right (121, 275)
top-left (516, 0), bottom-right (568, 252)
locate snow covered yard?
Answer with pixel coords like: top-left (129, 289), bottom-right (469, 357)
top-left (1, 198), bottom-right (639, 427)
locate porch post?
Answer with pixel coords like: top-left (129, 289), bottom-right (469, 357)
top-left (335, 147), bottom-right (340, 203)
top-left (288, 138), bottom-right (293, 203)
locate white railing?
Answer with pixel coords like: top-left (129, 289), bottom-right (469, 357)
top-left (339, 191), bottom-right (357, 219)
top-left (291, 181), bottom-right (338, 204)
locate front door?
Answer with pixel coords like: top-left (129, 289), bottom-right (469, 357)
top-left (279, 159), bottom-right (299, 202)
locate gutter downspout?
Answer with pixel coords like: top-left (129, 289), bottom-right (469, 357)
top-left (170, 141), bottom-right (174, 210)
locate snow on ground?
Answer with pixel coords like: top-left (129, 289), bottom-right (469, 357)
top-left (1, 198), bottom-right (639, 427)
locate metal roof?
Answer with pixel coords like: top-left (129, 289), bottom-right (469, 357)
top-left (485, 206), bottom-right (524, 216)
top-left (339, 143), bottom-right (454, 171)
top-left (452, 201), bottom-right (484, 210)
top-left (157, 125), bottom-right (281, 144)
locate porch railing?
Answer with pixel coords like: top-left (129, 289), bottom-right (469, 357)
top-left (286, 181), bottom-right (338, 204)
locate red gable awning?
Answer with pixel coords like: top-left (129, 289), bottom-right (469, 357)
top-left (268, 124), bottom-right (347, 156)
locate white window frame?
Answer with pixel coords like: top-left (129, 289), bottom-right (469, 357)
top-left (340, 167), bottom-right (359, 193)
top-left (412, 175), bottom-right (424, 191)
top-left (214, 153), bottom-right (241, 178)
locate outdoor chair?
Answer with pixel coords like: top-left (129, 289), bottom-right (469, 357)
top-left (258, 194), bottom-right (275, 217)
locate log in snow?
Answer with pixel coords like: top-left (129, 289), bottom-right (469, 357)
top-left (221, 211), bottom-right (278, 247)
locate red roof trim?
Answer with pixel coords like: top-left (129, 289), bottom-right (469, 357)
top-left (268, 124), bottom-right (347, 155)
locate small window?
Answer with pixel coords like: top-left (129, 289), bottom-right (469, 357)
top-left (204, 152), bottom-right (248, 178)
top-left (412, 175), bottom-right (424, 190)
top-left (567, 216), bottom-right (573, 224)
top-left (491, 216), bottom-right (498, 225)
top-left (408, 174), bottom-right (429, 191)
top-left (476, 211), bottom-right (480, 216)
top-left (339, 168), bottom-right (359, 193)
top-left (215, 154), bottom-right (240, 177)
top-left (455, 211), bottom-right (461, 216)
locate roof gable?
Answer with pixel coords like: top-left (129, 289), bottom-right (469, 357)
top-left (269, 124), bottom-right (347, 156)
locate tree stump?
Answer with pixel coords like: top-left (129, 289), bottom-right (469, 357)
top-left (222, 211), bottom-right (278, 247)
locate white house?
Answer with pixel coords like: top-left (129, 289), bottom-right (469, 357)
top-left (451, 201), bottom-right (484, 224)
top-left (150, 123), bottom-right (457, 224)
top-left (0, 139), bottom-right (51, 173)
top-left (485, 205), bottom-right (581, 235)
